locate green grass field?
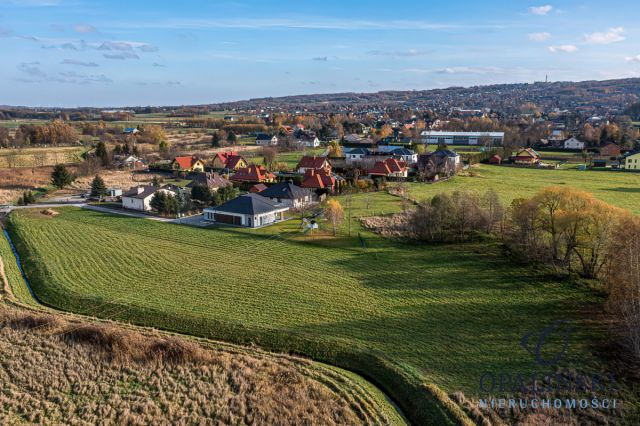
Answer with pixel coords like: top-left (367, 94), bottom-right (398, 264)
top-left (408, 164), bottom-right (640, 214)
top-left (9, 201), bottom-right (607, 402)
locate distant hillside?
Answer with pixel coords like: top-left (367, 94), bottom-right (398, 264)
top-left (212, 78), bottom-right (640, 115)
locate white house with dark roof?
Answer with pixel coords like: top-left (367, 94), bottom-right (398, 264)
top-left (203, 193), bottom-right (289, 228)
top-left (255, 133), bottom-right (278, 146)
top-left (121, 186), bottom-right (176, 212)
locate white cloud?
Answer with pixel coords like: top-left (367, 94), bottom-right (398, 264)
top-left (61, 59), bottom-right (99, 67)
top-left (548, 44), bottom-right (577, 53)
top-left (103, 52), bottom-right (140, 60)
top-left (584, 27), bottom-right (625, 44)
top-left (403, 66), bottom-right (502, 75)
top-left (73, 24), bottom-right (96, 34)
top-left (625, 55), bottom-right (640, 63)
top-left (528, 32), bottom-right (551, 41)
top-left (367, 48), bottom-right (432, 57)
top-left (528, 5), bottom-right (553, 15)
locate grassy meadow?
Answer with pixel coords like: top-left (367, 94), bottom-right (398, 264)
top-left (9, 204), bottom-right (608, 416)
top-left (0, 146), bottom-right (85, 169)
top-left (408, 164), bottom-right (640, 215)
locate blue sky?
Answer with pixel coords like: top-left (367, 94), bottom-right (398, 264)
top-left (0, 0), bottom-right (638, 107)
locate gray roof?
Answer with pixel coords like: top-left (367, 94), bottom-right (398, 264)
top-left (348, 148), bottom-right (370, 155)
top-left (255, 133), bottom-right (275, 140)
top-left (208, 193), bottom-right (287, 215)
top-left (391, 148), bottom-right (415, 156)
top-left (122, 186), bottom-right (161, 199)
top-left (186, 172), bottom-right (231, 189)
top-left (259, 181), bottom-right (310, 200)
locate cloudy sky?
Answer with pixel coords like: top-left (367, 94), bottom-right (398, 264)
top-left (0, 0), bottom-right (638, 107)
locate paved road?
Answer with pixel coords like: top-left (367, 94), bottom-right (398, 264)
top-left (1, 203), bottom-right (210, 227)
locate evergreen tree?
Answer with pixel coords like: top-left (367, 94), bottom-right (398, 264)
top-left (95, 141), bottom-right (110, 167)
top-left (51, 164), bottom-right (75, 189)
top-left (90, 175), bottom-right (107, 197)
top-left (226, 131), bottom-right (237, 144)
top-left (150, 191), bottom-right (167, 213)
top-left (191, 184), bottom-right (212, 203)
top-left (211, 132), bottom-right (221, 147)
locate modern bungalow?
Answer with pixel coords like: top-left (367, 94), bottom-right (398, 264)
top-left (172, 156), bottom-right (206, 173)
top-left (121, 186), bottom-right (176, 212)
top-left (203, 194), bottom-right (289, 228)
top-left (259, 181), bottom-right (314, 208)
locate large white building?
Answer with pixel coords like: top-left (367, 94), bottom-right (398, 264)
top-left (420, 131), bottom-right (505, 146)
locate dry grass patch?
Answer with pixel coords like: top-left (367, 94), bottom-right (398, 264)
top-left (0, 307), bottom-right (401, 425)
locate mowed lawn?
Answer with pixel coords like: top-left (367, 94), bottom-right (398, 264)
top-left (10, 203), bottom-right (605, 396)
top-left (408, 164), bottom-right (640, 215)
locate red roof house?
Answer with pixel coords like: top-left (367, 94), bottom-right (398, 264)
top-left (212, 152), bottom-right (247, 170)
top-left (172, 156), bottom-right (206, 172)
top-left (368, 158), bottom-right (408, 178)
top-left (512, 148), bottom-right (540, 165)
top-left (301, 169), bottom-right (336, 191)
top-left (249, 183), bottom-right (268, 193)
top-left (296, 156), bottom-right (332, 174)
top-left (599, 143), bottom-right (621, 158)
top-left (231, 164), bottom-right (276, 183)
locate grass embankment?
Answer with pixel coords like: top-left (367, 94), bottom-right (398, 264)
top-left (8, 194), bottom-right (609, 423)
top-left (1, 221), bottom-right (405, 425)
top-left (408, 164), bottom-right (640, 215)
top-left (0, 146), bottom-right (84, 168)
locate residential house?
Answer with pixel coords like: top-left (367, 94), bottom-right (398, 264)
top-left (259, 181), bottom-right (314, 208)
top-left (622, 151), bottom-right (640, 171)
top-left (212, 152), bottom-right (247, 170)
top-left (172, 156), bottom-right (206, 173)
top-left (203, 193), bottom-right (289, 228)
top-left (296, 134), bottom-right (320, 148)
top-left (368, 158), bottom-right (409, 178)
top-left (231, 164), bottom-right (276, 183)
top-left (416, 150), bottom-right (461, 180)
top-left (599, 143), bottom-right (621, 158)
top-left (512, 148), bottom-right (541, 165)
top-left (301, 169), bottom-right (336, 192)
top-left (376, 146), bottom-right (418, 164)
top-left (296, 156), bottom-right (331, 174)
top-left (255, 133), bottom-right (278, 146)
top-left (249, 183), bottom-right (268, 193)
top-left (563, 137), bottom-right (585, 150)
top-left (121, 186), bottom-right (176, 212)
top-left (345, 148), bottom-right (371, 165)
top-left (185, 172), bottom-right (231, 191)
top-left (121, 155), bottom-right (146, 170)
